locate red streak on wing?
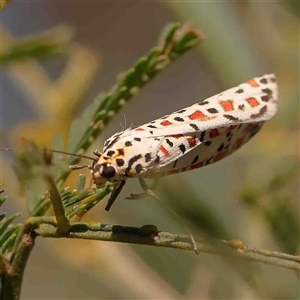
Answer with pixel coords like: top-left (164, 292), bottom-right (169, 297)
top-left (214, 151), bottom-right (228, 162)
top-left (188, 110), bottom-right (206, 120)
top-left (135, 127), bottom-right (144, 131)
top-left (168, 169), bottom-right (179, 175)
top-left (159, 145), bottom-right (169, 155)
top-left (220, 100), bottom-right (234, 111)
top-left (188, 137), bottom-right (197, 147)
top-left (246, 79), bottom-right (259, 87)
top-left (209, 129), bottom-right (219, 138)
top-left (161, 120), bottom-right (172, 126)
top-left (246, 97), bottom-right (259, 107)
top-left (191, 161), bottom-right (204, 170)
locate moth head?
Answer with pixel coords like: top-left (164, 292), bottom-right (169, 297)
top-left (92, 161), bottom-right (117, 184)
top-left (91, 148), bottom-right (123, 185)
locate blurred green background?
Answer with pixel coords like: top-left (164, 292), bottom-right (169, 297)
top-left (1, 1), bottom-right (299, 299)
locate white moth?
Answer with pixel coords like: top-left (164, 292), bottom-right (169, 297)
top-left (87, 74), bottom-right (278, 210)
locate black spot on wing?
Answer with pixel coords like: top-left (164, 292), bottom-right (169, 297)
top-left (261, 95), bottom-right (271, 102)
top-left (192, 155), bottom-right (199, 164)
top-left (262, 88), bottom-right (272, 95)
top-left (166, 138), bottom-right (173, 147)
top-left (190, 123), bottom-right (199, 131)
top-left (250, 105), bottom-right (267, 119)
top-left (217, 143), bottom-right (224, 152)
top-left (206, 157), bottom-right (214, 165)
top-left (126, 154), bottom-right (142, 173)
top-left (224, 114), bottom-right (240, 121)
top-left (200, 131), bottom-right (205, 142)
top-left (179, 144), bottom-right (186, 154)
top-left (207, 108), bottom-right (218, 114)
top-left (145, 153), bottom-right (151, 163)
top-left (173, 159), bottom-right (178, 168)
top-left (174, 117), bottom-right (184, 122)
top-left (260, 78), bottom-right (268, 84)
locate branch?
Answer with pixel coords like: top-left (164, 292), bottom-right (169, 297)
top-left (35, 218), bottom-right (300, 271)
top-left (1, 221), bottom-right (38, 300)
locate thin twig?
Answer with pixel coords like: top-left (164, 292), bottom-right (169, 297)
top-left (2, 225), bottom-right (37, 300)
top-left (34, 218), bottom-right (300, 271)
top-left (43, 175), bottom-right (70, 233)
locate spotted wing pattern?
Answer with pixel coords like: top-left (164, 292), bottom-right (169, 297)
top-left (98, 74), bottom-right (278, 180)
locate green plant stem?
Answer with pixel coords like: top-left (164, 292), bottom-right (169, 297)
top-left (35, 220), bottom-right (300, 271)
top-left (43, 175), bottom-right (70, 233)
top-left (1, 226), bottom-right (37, 300)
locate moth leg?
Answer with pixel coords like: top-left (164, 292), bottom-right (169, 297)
top-left (138, 184), bottom-right (199, 255)
top-left (125, 178), bottom-right (159, 200)
top-left (105, 180), bottom-right (126, 211)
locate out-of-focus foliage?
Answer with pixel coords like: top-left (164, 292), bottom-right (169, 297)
top-left (0, 188), bottom-right (22, 259)
top-left (0, 0), bottom-right (11, 11)
top-left (0, 25), bottom-right (74, 66)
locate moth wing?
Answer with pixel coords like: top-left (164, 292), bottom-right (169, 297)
top-left (148, 132), bottom-right (203, 170)
top-left (136, 74), bottom-right (278, 137)
top-left (140, 74), bottom-right (278, 172)
top-left (146, 121), bottom-right (264, 177)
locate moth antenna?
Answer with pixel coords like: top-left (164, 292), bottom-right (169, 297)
top-left (93, 149), bottom-right (102, 157)
top-left (1, 147), bottom-right (95, 161)
top-left (48, 149), bottom-right (95, 161)
top-left (69, 164), bottom-right (91, 170)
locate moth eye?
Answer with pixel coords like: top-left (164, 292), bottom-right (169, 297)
top-left (100, 164), bottom-right (116, 179)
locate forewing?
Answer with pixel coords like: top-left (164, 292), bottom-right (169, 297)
top-left (134, 74), bottom-right (278, 137)
top-left (139, 74), bottom-right (278, 173)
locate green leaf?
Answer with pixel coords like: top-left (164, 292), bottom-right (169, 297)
top-left (66, 183), bottom-right (113, 219)
top-left (0, 213), bottom-right (22, 237)
top-left (0, 24), bottom-right (74, 66)
top-left (0, 213), bottom-right (7, 222)
top-left (0, 224), bottom-right (22, 253)
top-left (1, 232), bottom-right (19, 255)
top-left (0, 196), bottom-right (7, 207)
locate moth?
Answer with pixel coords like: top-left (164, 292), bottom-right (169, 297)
top-left (74, 74), bottom-right (278, 210)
